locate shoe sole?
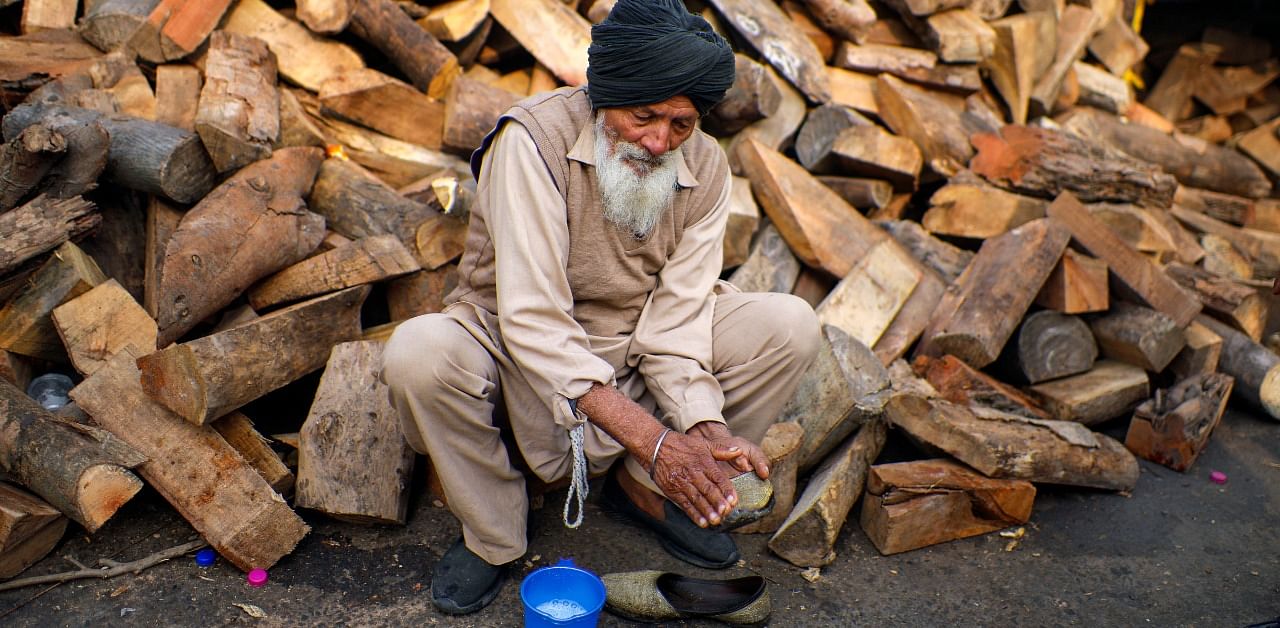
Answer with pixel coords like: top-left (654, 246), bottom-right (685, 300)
top-left (431, 571), bottom-right (505, 616)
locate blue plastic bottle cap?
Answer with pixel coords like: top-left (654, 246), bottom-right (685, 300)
top-left (196, 548), bottom-right (216, 567)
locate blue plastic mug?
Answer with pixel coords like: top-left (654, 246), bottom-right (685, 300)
top-left (519, 558), bottom-right (605, 627)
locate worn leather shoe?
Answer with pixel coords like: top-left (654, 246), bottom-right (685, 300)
top-left (600, 471), bottom-right (740, 569)
top-left (430, 538), bottom-right (506, 615)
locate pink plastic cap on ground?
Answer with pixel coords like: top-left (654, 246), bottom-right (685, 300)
top-left (1210, 471), bottom-right (1228, 485)
top-left (247, 568), bottom-right (269, 587)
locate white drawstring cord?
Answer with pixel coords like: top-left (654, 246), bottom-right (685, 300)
top-left (563, 424), bottom-right (588, 528)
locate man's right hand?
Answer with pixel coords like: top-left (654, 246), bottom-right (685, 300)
top-left (648, 430), bottom-right (739, 528)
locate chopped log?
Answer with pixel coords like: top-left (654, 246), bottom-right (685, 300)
top-left (855, 16), bottom-right (923, 47)
top-left (0, 350), bottom-right (35, 391)
top-left (1194, 67), bottom-right (1248, 117)
top-left (918, 8), bottom-right (996, 63)
top-left (2, 104), bottom-right (216, 204)
top-left (795, 104), bottom-right (873, 174)
top-left (0, 483), bottom-right (67, 579)
top-left (1125, 101), bottom-right (1176, 134)
top-left (737, 422), bottom-right (805, 535)
top-left (1220, 60), bottom-right (1280, 100)
top-left (1169, 320), bottom-right (1222, 379)
top-left (1144, 43), bottom-right (1219, 123)
top-left (143, 197), bottom-right (180, 319)
top-left (876, 219), bottom-right (973, 285)
top-left (1194, 315), bottom-right (1280, 420)
top-left (128, 0), bottom-right (235, 63)
top-left (1029, 4), bottom-right (1100, 118)
top-left (1059, 107), bottom-right (1271, 199)
top-left (782, 1), bottom-right (835, 63)
top-left (769, 419), bottom-right (886, 566)
top-left (419, 0), bottom-right (487, 42)
top-left (1199, 235), bottom-right (1253, 282)
top-left (704, 55), bottom-right (783, 137)
top-left (296, 341), bottom-right (414, 524)
top-left (874, 74), bottom-right (973, 176)
top-left (875, 271), bottom-right (945, 366)
top-left (0, 30), bottom-right (100, 85)
top-left (913, 354), bottom-right (1049, 419)
top-left (1171, 208), bottom-right (1280, 280)
top-left (723, 177), bottom-right (760, 270)
top-left (917, 219), bottom-right (1070, 368)
top-left (1201, 26), bottom-right (1271, 66)
top-left (779, 325), bottom-right (890, 471)
top-left (792, 267), bottom-right (836, 309)
top-left (859, 458), bottom-right (1034, 556)
top-left (0, 124), bottom-right (66, 212)
top-left (1015, 310), bottom-right (1098, 384)
top-left (887, 392), bottom-right (1139, 489)
top-left (728, 66), bottom-right (808, 173)
top-left (76, 187), bottom-right (146, 302)
top-left (1173, 186), bottom-right (1255, 228)
top-left (1034, 248), bottom-right (1109, 314)
top-left (213, 412), bottom-right (294, 497)
top-left (1087, 203), bottom-right (1177, 263)
top-left (922, 177), bottom-right (1047, 239)
top-left (1256, 199), bottom-right (1280, 234)
top-left (708, 0), bottom-right (832, 103)
top-left (297, 0), bottom-right (354, 34)
top-left (1176, 115), bottom-right (1233, 145)
top-left (386, 265), bottom-right (459, 321)
top-left (818, 176), bottom-right (892, 210)
top-left (827, 67), bottom-right (880, 117)
top-left (1237, 118), bottom-right (1280, 181)
top-left (72, 350), bottom-right (309, 570)
top-left (1125, 373), bottom-right (1232, 472)
top-left (816, 239), bottom-right (921, 349)
top-left (488, 0), bottom-right (588, 88)
top-left (51, 279), bottom-right (157, 377)
top-left (1027, 359), bottom-right (1149, 424)
top-left (443, 76), bottom-right (521, 155)
top-left (155, 147), bottom-right (326, 346)
top-left (153, 64), bottom-right (200, 131)
top-left (727, 223), bottom-right (801, 294)
top-left (248, 235), bottom-right (419, 310)
top-left (277, 88), bottom-right (328, 149)
top-left (830, 125), bottom-right (922, 191)
top-left (349, 0), bottom-right (460, 99)
top-left (868, 192), bottom-right (912, 222)
top-left (834, 42), bottom-right (982, 94)
top-left (800, 0), bottom-right (877, 44)
top-left (0, 241), bottom-right (106, 361)
top-left (1073, 60), bottom-right (1131, 113)
top-left (195, 31), bottom-right (279, 174)
top-left (222, 0), bottom-right (365, 94)
top-left (2, 106), bottom-right (107, 202)
top-left (318, 69), bottom-right (444, 150)
top-left (1088, 302), bottom-right (1185, 372)
top-left (1145, 207), bottom-right (1205, 266)
top-left (985, 11), bottom-right (1056, 125)
top-left (1087, 16), bottom-right (1148, 77)
top-left (1165, 263), bottom-right (1267, 342)
top-left (79, 0), bottom-right (159, 53)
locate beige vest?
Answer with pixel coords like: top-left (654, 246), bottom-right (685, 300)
top-left (448, 87), bottom-right (729, 342)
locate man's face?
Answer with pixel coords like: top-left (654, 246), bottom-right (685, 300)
top-left (600, 95), bottom-right (699, 171)
top-left (593, 97), bottom-right (696, 239)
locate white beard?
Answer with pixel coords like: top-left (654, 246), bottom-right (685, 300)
top-left (594, 114), bottom-right (679, 239)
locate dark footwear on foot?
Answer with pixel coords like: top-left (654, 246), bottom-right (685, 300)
top-left (600, 471), bottom-right (740, 569)
top-left (430, 538), bottom-right (506, 615)
top-left (603, 570), bottom-right (771, 625)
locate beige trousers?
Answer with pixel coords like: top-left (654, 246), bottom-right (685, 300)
top-left (381, 291), bottom-right (820, 565)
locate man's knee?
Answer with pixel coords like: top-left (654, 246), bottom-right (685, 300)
top-left (757, 293), bottom-right (822, 365)
top-left (382, 314), bottom-right (497, 401)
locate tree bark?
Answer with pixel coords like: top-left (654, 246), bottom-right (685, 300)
top-left (0, 124), bottom-right (66, 212)
top-left (0, 195), bottom-right (99, 279)
top-left (349, 0), bottom-right (460, 99)
top-left (78, 0), bottom-right (160, 53)
top-left (1124, 373), bottom-right (1232, 472)
top-left (194, 31), bottom-right (279, 174)
top-left (913, 354), bottom-right (1050, 419)
top-left (0, 241), bottom-right (107, 361)
top-left (248, 235), bottom-right (419, 310)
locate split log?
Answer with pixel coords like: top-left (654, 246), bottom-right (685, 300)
top-left (875, 219), bottom-right (972, 285)
top-left (318, 69), bottom-right (444, 150)
top-left (1015, 310), bottom-right (1098, 384)
top-left (922, 177), bottom-right (1047, 239)
top-left (1174, 186), bottom-right (1255, 228)
top-left (827, 67), bottom-right (879, 116)
top-left (0, 377), bottom-right (145, 532)
top-left (1087, 16), bottom-right (1147, 77)
top-left (1169, 320), bottom-right (1222, 379)
top-left (723, 177), bottom-right (760, 270)
top-left (795, 104), bottom-right (873, 174)
top-left (1124, 101), bottom-right (1175, 134)
top-left (817, 240), bottom-right (922, 350)
top-left (1045, 193), bottom-right (1201, 326)
top-left (51, 279), bottom-right (157, 377)
top-left (913, 354), bottom-right (1049, 419)
top-left (72, 350), bottom-right (310, 570)
top-left (917, 8), bottom-right (996, 63)
top-left (0, 124), bottom-right (66, 212)
top-left (1029, 4), bottom-right (1100, 119)
top-left (834, 42), bottom-right (982, 94)
top-left (1255, 200), bottom-right (1280, 234)
top-left (769, 419), bottom-right (886, 566)
top-left (1176, 115), bottom-right (1233, 145)
top-left (886, 392), bottom-right (1139, 490)
top-left (704, 54), bottom-right (784, 137)
top-left (727, 66), bottom-right (807, 173)
top-left (140, 286), bottom-right (368, 426)
top-left (800, 0), bottom-right (877, 45)
top-left (488, 0), bottom-right (588, 87)
top-left (874, 271), bottom-right (946, 367)
top-left (143, 197), bottom-right (181, 319)
top-left (0, 483), bottom-right (67, 579)
top-left (708, 0), bottom-right (832, 103)
top-left (298, 0), bottom-right (355, 34)
top-left (0, 350), bottom-right (35, 391)
top-left (819, 176), bottom-right (892, 210)
top-left (1144, 206), bottom-right (1205, 266)
top-left (1199, 235), bottom-right (1253, 282)
top-left (223, 0), bottom-right (366, 94)
top-left (2, 104), bottom-right (216, 204)
top-left (153, 65), bottom-right (201, 131)
top-left (296, 341), bottom-right (414, 524)
top-left (1194, 67), bottom-right (1248, 117)
top-left (128, 0), bottom-right (235, 63)
top-left (1, 107), bottom-right (106, 202)
top-left (442, 76), bottom-right (521, 155)
top-left (1027, 359), bottom-right (1149, 425)
top-left (1237, 118), bottom-right (1280, 181)
top-left (1125, 373), bottom-right (1232, 472)
top-left (1088, 303), bottom-right (1185, 372)
top-left (985, 11), bottom-right (1056, 125)
top-left (386, 265), bottom-right (459, 321)
top-left (727, 223), bottom-right (801, 295)
top-left (79, 0), bottom-right (159, 53)
top-left (779, 326), bottom-right (890, 471)
top-left (213, 412), bottom-right (294, 496)
top-left (277, 88), bottom-right (328, 149)
top-left (1087, 203), bottom-right (1177, 263)
top-left (349, 0), bottom-right (460, 99)
top-left (155, 147), bottom-right (325, 346)
top-left (859, 458), bottom-right (1034, 555)
top-left (970, 125), bottom-right (1176, 208)
top-left (195, 32), bottom-right (279, 174)
top-left (419, 0), bottom-right (487, 42)
top-left (0, 30), bottom-right (100, 85)
top-left (830, 125), bottom-right (922, 190)
top-left (1194, 315), bottom-right (1280, 421)
top-left (0, 241), bottom-right (106, 361)
top-left (1144, 43), bottom-right (1219, 123)
top-left (248, 235), bottom-right (419, 311)
top-left (1165, 263), bottom-right (1267, 342)
top-left (917, 219), bottom-right (1070, 368)
top-left (737, 422), bottom-right (805, 535)
top-left (1034, 248), bottom-right (1108, 314)
top-left (1171, 209), bottom-right (1280, 280)
top-left (1073, 60), bottom-right (1131, 113)
top-left (874, 74), bottom-right (972, 176)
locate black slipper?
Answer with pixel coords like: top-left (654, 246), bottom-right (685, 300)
top-left (600, 471), bottom-right (740, 569)
top-left (430, 538), bottom-right (506, 615)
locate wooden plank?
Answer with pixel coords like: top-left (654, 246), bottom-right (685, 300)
top-left (129, 0), bottom-right (235, 63)
top-left (248, 235), bottom-right (419, 310)
top-left (1028, 359), bottom-right (1149, 425)
top-left (1034, 248), bottom-right (1109, 314)
top-left (1125, 373), bottom-right (1232, 472)
top-left (708, 0), bottom-right (832, 103)
top-left (213, 412), bottom-right (294, 496)
top-left (489, 0), bottom-right (590, 87)
top-left (195, 31), bottom-right (279, 174)
top-left (816, 239), bottom-right (922, 349)
top-left (0, 242), bottom-right (107, 361)
top-left (223, 0), bottom-right (366, 93)
top-left (153, 65), bottom-right (201, 131)
top-left (51, 279), bottom-right (157, 377)
top-left (922, 177), bottom-right (1047, 239)
top-left (73, 349), bottom-right (310, 570)
top-left (1015, 310), bottom-right (1098, 384)
top-left (318, 69), bottom-right (445, 150)
top-left (913, 354), bottom-right (1049, 419)
top-left (985, 11), bottom-right (1056, 124)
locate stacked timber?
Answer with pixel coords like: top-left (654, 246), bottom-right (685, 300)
top-left (0, 0), bottom-right (1276, 580)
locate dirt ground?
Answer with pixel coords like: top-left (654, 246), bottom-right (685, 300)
top-left (1, 407), bottom-right (1277, 627)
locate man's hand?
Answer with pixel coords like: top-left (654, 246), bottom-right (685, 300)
top-left (687, 421), bottom-right (770, 480)
top-left (648, 430), bottom-right (738, 528)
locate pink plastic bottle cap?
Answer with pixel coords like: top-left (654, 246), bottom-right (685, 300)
top-left (1210, 471), bottom-right (1227, 485)
top-left (247, 568), bottom-right (269, 587)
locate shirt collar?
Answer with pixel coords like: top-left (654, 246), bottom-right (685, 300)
top-left (567, 117), bottom-right (700, 188)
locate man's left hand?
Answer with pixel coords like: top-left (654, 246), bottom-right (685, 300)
top-left (686, 421), bottom-right (770, 480)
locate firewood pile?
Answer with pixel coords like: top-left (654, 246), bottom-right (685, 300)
top-left (0, 0), bottom-right (1277, 581)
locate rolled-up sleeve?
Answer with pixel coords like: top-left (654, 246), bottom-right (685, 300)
top-left (629, 167), bottom-right (734, 433)
top-left (481, 121), bottom-right (616, 428)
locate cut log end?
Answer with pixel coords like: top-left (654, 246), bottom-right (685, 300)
top-left (1263, 366), bottom-right (1280, 421)
top-left (137, 345), bottom-right (210, 425)
top-left (76, 464), bottom-right (144, 533)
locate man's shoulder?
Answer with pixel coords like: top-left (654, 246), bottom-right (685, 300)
top-left (509, 86), bottom-right (592, 131)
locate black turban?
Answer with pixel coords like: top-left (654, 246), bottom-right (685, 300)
top-left (587, 0), bottom-right (736, 116)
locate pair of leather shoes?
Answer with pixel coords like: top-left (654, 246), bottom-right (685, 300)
top-left (603, 570), bottom-right (771, 625)
top-left (430, 538), bottom-right (506, 615)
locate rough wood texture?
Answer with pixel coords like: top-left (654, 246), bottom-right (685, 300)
top-left (1174, 186), bottom-right (1255, 228)
top-left (876, 219), bottom-right (972, 285)
top-left (213, 412), bottom-right (294, 496)
top-left (1087, 16), bottom-right (1148, 76)
top-left (1, 106), bottom-right (107, 202)
top-left (51, 279), bottom-right (157, 377)
top-left (830, 125), bottom-right (922, 190)
top-left (918, 219), bottom-right (1069, 368)
top-left (1087, 203), bottom-right (1177, 263)
top-left (1144, 43), bottom-right (1219, 123)
top-left (1194, 315), bottom-right (1280, 421)
top-left (709, 0), bottom-right (832, 103)
top-left (985, 11), bottom-right (1056, 125)
top-left (318, 69), bottom-right (444, 150)
top-left (140, 286), bottom-right (368, 426)
top-left (73, 350), bottom-right (309, 570)
top-left (489, 0), bottom-right (589, 87)
top-left (296, 342), bottom-right (414, 524)
top-left (769, 419), bottom-right (886, 566)
top-left (859, 458), bottom-right (1034, 555)
top-left (143, 197), bottom-right (180, 319)
top-left (876, 75), bottom-right (972, 177)
top-left (0, 30), bottom-right (100, 84)
top-left (0, 195), bottom-right (98, 294)
top-left (723, 176), bottom-right (760, 270)
top-left (298, 0), bottom-right (355, 34)
top-left (0, 376), bottom-right (144, 533)
top-left (816, 239), bottom-right (922, 350)
top-left (248, 235), bottom-right (419, 310)
top-left (1045, 192), bottom-right (1201, 327)
top-left (195, 31), bottom-right (279, 174)
top-left (1237, 118), bottom-right (1280, 181)
top-left (1125, 373), bottom-right (1232, 472)
top-left (1073, 59), bottom-right (1131, 113)
top-left (827, 66), bottom-right (880, 116)
top-left (1165, 263), bottom-right (1267, 342)
top-left (917, 8), bottom-right (996, 63)
top-left (1027, 359), bottom-right (1150, 425)
top-left (223, 0), bottom-right (365, 93)
top-left (801, 0), bottom-right (876, 43)
top-left (737, 422), bottom-right (805, 535)
top-left (0, 241), bottom-right (106, 361)
top-left (79, 0), bottom-right (159, 53)
top-left (727, 223), bottom-right (801, 294)
top-left (128, 0), bottom-right (235, 63)
top-left (886, 392), bottom-right (1139, 490)
top-left (795, 104), bottom-right (873, 174)
top-left (819, 176), bottom-right (893, 210)
top-left (0, 124), bottom-right (66, 212)
top-left (442, 76), bottom-right (521, 154)
top-left (834, 42), bottom-right (981, 94)
top-left (349, 0), bottom-right (460, 99)
top-left (705, 54), bottom-right (784, 136)
top-left (1169, 320), bottom-right (1222, 379)
top-left (1029, 4), bottom-right (1099, 118)
top-left (385, 264), bottom-right (458, 321)
top-left (1015, 310), bottom-right (1098, 384)
top-left (419, 0), bottom-right (487, 42)
top-left (1088, 302), bottom-right (1186, 373)
top-left (913, 354), bottom-right (1049, 419)
top-left (0, 482), bottom-right (67, 578)
top-left (727, 65), bottom-right (807, 172)
top-left (2, 104), bottom-right (217, 204)
top-left (155, 147), bottom-right (324, 346)
top-left (922, 177), bottom-right (1047, 239)
top-left (1172, 209), bottom-right (1280, 280)
top-left (153, 64), bottom-right (201, 131)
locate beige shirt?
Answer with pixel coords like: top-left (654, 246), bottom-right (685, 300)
top-left (456, 116), bottom-right (734, 433)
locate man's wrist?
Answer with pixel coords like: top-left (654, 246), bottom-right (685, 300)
top-left (687, 419), bottom-right (730, 439)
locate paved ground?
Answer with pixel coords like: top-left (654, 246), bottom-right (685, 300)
top-left (1, 407), bottom-right (1276, 627)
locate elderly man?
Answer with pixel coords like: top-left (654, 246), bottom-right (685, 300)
top-left (381, 0), bottom-right (820, 615)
